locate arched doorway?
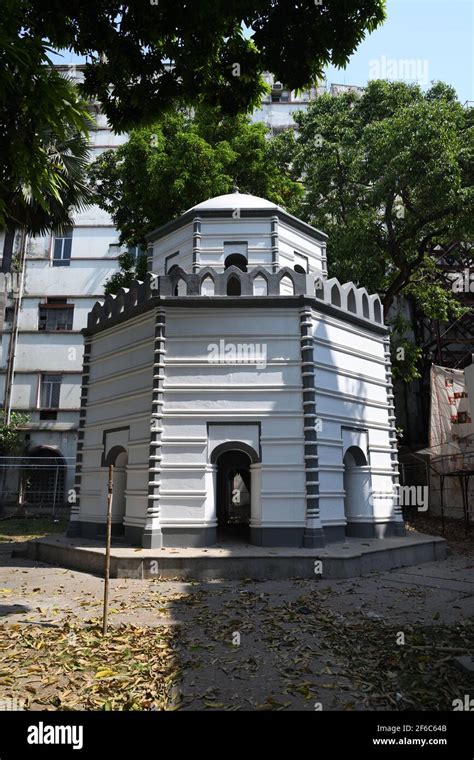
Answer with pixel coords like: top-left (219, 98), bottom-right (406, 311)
top-left (224, 253), bottom-right (247, 272)
top-left (343, 445), bottom-right (370, 537)
top-left (23, 447), bottom-right (66, 509)
top-left (104, 446), bottom-right (128, 533)
top-left (215, 449), bottom-right (251, 541)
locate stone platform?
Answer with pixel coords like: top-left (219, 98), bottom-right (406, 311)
top-left (24, 532), bottom-right (448, 580)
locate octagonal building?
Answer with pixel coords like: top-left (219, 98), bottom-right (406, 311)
top-left (68, 192), bottom-right (405, 548)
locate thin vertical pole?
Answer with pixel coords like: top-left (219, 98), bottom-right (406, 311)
top-left (102, 464), bottom-right (114, 636)
top-left (52, 462), bottom-right (59, 519)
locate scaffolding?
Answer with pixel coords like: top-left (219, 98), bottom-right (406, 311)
top-left (412, 435), bottom-right (474, 533)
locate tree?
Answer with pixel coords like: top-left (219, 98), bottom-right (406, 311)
top-left (282, 80), bottom-right (474, 379)
top-left (6, 0), bottom-right (387, 131)
top-left (90, 107), bottom-right (304, 292)
top-left (0, 412), bottom-right (29, 456)
top-left (103, 250), bottom-right (148, 296)
top-left (1, 2), bottom-right (94, 266)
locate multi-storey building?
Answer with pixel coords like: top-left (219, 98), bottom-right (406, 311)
top-left (0, 65), bottom-right (128, 506)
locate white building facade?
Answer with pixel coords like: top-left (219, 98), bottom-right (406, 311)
top-left (70, 193), bottom-right (404, 548)
top-left (0, 66), bottom-right (127, 505)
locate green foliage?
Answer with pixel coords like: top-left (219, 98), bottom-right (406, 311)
top-left (278, 79), bottom-right (474, 380)
top-left (103, 252), bottom-right (148, 296)
top-left (0, 412), bottom-right (30, 455)
top-left (288, 80), bottom-right (474, 310)
top-left (7, 0), bottom-right (386, 131)
top-left (1, 0), bottom-right (94, 234)
top-left (90, 108), bottom-right (304, 249)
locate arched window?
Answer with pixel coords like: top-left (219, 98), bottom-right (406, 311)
top-left (227, 276), bottom-right (241, 296)
top-left (314, 280), bottom-right (324, 298)
top-left (362, 293), bottom-right (369, 318)
top-left (253, 275), bottom-right (268, 296)
top-left (201, 276), bottom-right (215, 296)
top-left (279, 275), bottom-right (294, 295)
top-left (347, 289), bottom-right (356, 313)
top-left (331, 284), bottom-right (341, 306)
top-left (374, 299), bottom-right (382, 323)
top-left (225, 253), bottom-right (247, 272)
top-left (294, 265), bottom-right (306, 275)
top-left (174, 279), bottom-right (186, 296)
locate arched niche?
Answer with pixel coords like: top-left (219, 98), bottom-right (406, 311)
top-left (227, 275), bottom-right (241, 296)
top-left (330, 284), bottom-right (341, 307)
top-left (279, 275), bottom-right (294, 295)
top-left (201, 276), bottom-right (215, 296)
top-left (253, 275), bottom-right (268, 296)
top-left (225, 253), bottom-right (247, 272)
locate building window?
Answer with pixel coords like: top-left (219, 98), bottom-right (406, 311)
top-left (294, 252), bottom-right (309, 274)
top-left (4, 307), bottom-right (14, 323)
top-left (52, 230), bottom-right (73, 266)
top-left (165, 252), bottom-right (179, 273)
top-left (225, 253), bottom-right (247, 272)
top-left (38, 298), bottom-right (74, 331)
top-left (40, 374), bottom-right (62, 409)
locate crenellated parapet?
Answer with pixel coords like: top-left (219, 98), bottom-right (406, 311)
top-left (87, 267), bottom-right (384, 330)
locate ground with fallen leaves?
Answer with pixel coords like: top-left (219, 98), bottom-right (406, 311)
top-left (0, 518), bottom-right (473, 711)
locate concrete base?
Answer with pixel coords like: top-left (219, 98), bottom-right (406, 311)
top-left (161, 527), bottom-right (216, 548)
top-left (26, 532), bottom-right (447, 580)
top-left (251, 527), bottom-right (304, 547)
top-left (346, 521), bottom-right (406, 539)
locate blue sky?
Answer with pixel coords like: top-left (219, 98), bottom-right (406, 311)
top-left (325, 0), bottom-right (473, 103)
top-left (52, 0), bottom-right (473, 103)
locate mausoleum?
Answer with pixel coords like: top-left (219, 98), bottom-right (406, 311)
top-left (68, 192), bottom-right (405, 548)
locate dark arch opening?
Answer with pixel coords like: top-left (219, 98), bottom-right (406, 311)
top-left (215, 449), bottom-right (251, 543)
top-left (104, 445), bottom-right (128, 467)
top-left (362, 294), bottom-right (370, 318)
top-left (331, 284), bottom-right (341, 307)
top-left (347, 289), bottom-right (357, 313)
top-left (210, 441), bottom-right (260, 465)
top-left (23, 447), bottom-right (66, 508)
top-left (344, 445), bottom-right (368, 467)
top-left (225, 253), bottom-right (247, 272)
top-left (294, 264), bottom-right (306, 274)
top-left (374, 300), bottom-right (382, 323)
top-left (227, 276), bottom-right (241, 296)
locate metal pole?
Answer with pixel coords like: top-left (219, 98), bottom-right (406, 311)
top-left (52, 462), bottom-right (59, 520)
top-left (4, 229), bottom-right (27, 425)
top-left (102, 464), bottom-right (114, 636)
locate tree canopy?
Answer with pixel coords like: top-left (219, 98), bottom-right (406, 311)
top-left (7, 0), bottom-right (386, 131)
top-left (288, 81), bottom-right (473, 309)
top-left (90, 107), bottom-right (304, 246)
top-left (1, 0), bottom-right (93, 240)
top-left (277, 80), bottom-right (474, 377)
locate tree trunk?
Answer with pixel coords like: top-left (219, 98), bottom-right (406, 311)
top-left (1, 225), bottom-right (16, 272)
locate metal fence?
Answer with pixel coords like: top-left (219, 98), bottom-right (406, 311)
top-left (0, 455), bottom-right (75, 517)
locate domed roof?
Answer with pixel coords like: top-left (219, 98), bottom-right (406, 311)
top-left (190, 192), bottom-right (280, 212)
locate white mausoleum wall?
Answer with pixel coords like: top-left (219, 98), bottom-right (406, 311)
top-left (160, 307), bottom-right (306, 536)
top-left (312, 310), bottom-right (396, 534)
top-left (78, 313), bottom-right (155, 532)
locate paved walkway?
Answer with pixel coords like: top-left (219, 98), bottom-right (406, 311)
top-left (1, 542), bottom-right (473, 710)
